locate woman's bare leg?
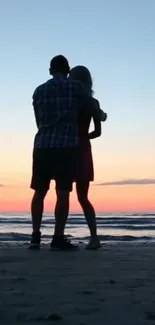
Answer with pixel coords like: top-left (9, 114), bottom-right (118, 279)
top-left (76, 181), bottom-right (100, 248)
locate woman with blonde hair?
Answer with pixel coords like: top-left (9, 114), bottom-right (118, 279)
top-left (70, 66), bottom-right (107, 249)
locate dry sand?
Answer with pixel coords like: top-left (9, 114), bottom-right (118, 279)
top-left (0, 242), bottom-right (155, 325)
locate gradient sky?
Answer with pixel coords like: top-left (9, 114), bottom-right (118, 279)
top-left (0, 0), bottom-right (155, 213)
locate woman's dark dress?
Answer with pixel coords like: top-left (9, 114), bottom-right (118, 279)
top-left (75, 108), bottom-right (94, 181)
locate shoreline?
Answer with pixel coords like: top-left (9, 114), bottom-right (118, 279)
top-left (1, 242), bottom-right (155, 324)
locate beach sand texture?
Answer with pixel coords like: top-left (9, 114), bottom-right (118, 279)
top-left (0, 243), bottom-right (155, 325)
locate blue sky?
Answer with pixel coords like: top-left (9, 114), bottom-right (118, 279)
top-left (0, 0), bottom-right (155, 185)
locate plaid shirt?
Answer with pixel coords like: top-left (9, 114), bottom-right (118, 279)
top-left (33, 76), bottom-right (89, 148)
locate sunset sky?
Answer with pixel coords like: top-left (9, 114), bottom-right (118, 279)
top-left (0, 0), bottom-right (155, 213)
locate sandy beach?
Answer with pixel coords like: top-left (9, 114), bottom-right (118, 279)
top-left (0, 243), bottom-right (155, 325)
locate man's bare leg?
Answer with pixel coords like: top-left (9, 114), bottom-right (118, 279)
top-left (54, 189), bottom-right (70, 236)
top-left (29, 189), bottom-right (47, 249)
top-left (51, 189), bottom-right (78, 250)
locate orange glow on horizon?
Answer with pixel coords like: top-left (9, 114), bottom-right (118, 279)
top-left (0, 184), bottom-right (155, 214)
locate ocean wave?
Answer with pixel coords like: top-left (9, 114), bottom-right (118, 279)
top-left (1, 216), bottom-right (155, 227)
top-left (0, 232), bottom-right (153, 243)
top-left (0, 212), bottom-right (155, 219)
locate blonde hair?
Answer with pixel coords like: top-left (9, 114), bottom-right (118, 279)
top-left (70, 65), bottom-right (93, 96)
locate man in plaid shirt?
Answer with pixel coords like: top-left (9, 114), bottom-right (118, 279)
top-left (29, 55), bottom-right (99, 250)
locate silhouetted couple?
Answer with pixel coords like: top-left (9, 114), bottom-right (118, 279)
top-left (29, 55), bottom-right (107, 250)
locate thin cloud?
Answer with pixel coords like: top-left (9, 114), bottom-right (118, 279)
top-left (96, 178), bottom-right (155, 186)
top-left (0, 184), bottom-right (4, 187)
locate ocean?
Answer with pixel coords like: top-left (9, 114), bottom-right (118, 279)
top-left (0, 212), bottom-right (155, 244)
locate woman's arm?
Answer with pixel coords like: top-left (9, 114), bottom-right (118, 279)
top-left (88, 99), bottom-right (102, 139)
top-left (89, 99), bottom-right (107, 139)
top-left (89, 117), bottom-right (101, 139)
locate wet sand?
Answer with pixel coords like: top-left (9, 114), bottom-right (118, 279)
top-left (0, 242), bottom-right (155, 325)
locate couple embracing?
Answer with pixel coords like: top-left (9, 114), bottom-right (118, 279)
top-left (29, 55), bottom-right (107, 251)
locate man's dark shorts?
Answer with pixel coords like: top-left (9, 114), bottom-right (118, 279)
top-left (30, 148), bottom-right (78, 192)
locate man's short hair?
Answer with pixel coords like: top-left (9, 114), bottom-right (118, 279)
top-left (50, 55), bottom-right (70, 75)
